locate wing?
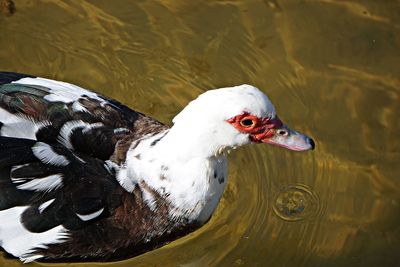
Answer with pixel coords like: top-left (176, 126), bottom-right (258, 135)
top-left (0, 72), bottom-right (169, 262)
top-left (0, 137), bottom-right (122, 262)
top-left (0, 72), bottom-right (168, 161)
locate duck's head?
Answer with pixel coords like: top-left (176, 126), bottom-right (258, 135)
top-left (171, 84), bottom-right (314, 156)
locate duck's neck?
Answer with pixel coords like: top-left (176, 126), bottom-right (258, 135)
top-left (118, 127), bottom-right (230, 223)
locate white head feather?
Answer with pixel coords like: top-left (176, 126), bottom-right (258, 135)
top-left (161, 84), bottom-right (276, 159)
top-left (173, 84), bottom-right (275, 124)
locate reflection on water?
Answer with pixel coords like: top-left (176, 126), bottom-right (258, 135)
top-left (1, 1), bottom-right (399, 266)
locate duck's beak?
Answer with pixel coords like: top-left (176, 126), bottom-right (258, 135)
top-left (251, 117), bottom-right (315, 151)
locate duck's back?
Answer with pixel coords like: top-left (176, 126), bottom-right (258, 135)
top-left (0, 72), bottom-right (189, 263)
top-left (0, 72), bottom-right (168, 159)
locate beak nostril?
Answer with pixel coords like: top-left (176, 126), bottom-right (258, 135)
top-left (309, 138), bottom-right (315, 150)
top-left (277, 130), bottom-right (288, 136)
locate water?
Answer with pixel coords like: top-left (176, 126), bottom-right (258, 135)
top-left (1, 1), bottom-right (399, 266)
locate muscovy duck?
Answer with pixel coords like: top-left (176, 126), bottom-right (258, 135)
top-left (0, 72), bottom-right (314, 263)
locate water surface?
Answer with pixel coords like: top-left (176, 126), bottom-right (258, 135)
top-left (0, 1), bottom-right (399, 266)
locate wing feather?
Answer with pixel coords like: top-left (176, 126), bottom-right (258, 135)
top-left (0, 72), bottom-right (167, 261)
top-left (0, 72), bottom-right (168, 161)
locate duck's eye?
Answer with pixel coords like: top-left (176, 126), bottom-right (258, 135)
top-left (240, 118), bottom-right (255, 127)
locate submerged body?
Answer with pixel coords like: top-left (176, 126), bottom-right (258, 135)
top-left (0, 72), bottom-right (314, 263)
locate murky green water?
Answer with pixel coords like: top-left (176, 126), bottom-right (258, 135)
top-left (1, 1), bottom-right (399, 266)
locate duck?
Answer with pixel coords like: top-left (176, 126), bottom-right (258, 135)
top-left (0, 71), bottom-right (314, 263)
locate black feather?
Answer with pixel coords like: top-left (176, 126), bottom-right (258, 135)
top-left (69, 126), bottom-right (120, 160)
top-left (0, 72), bottom-right (181, 262)
top-left (0, 72), bottom-right (35, 85)
top-left (0, 137), bottom-right (36, 167)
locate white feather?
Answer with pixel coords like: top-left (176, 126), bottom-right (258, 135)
top-left (12, 77), bottom-right (105, 103)
top-left (116, 167), bottom-right (136, 192)
top-left (21, 254), bottom-right (43, 263)
top-left (116, 133), bottom-right (167, 193)
top-left (58, 120), bottom-right (103, 149)
top-left (173, 84), bottom-right (275, 125)
top-left (0, 109), bottom-right (51, 140)
top-left (71, 101), bottom-right (89, 113)
top-left (118, 130), bottom-right (227, 222)
top-left (38, 199), bottom-right (56, 214)
top-left (141, 187), bottom-right (157, 211)
top-left (82, 122), bottom-right (103, 134)
top-left (76, 208), bottom-right (104, 221)
top-left (104, 160), bottom-right (118, 174)
top-left (0, 206), bottom-right (69, 263)
top-left (10, 163), bottom-right (31, 174)
top-left (15, 174), bottom-right (63, 192)
top-left (113, 128), bottom-right (130, 134)
top-left (32, 142), bottom-right (70, 166)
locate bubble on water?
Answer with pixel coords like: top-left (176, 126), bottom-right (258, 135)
top-left (272, 184), bottom-right (320, 222)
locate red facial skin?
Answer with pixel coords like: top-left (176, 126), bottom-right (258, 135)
top-left (226, 112), bottom-right (283, 143)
